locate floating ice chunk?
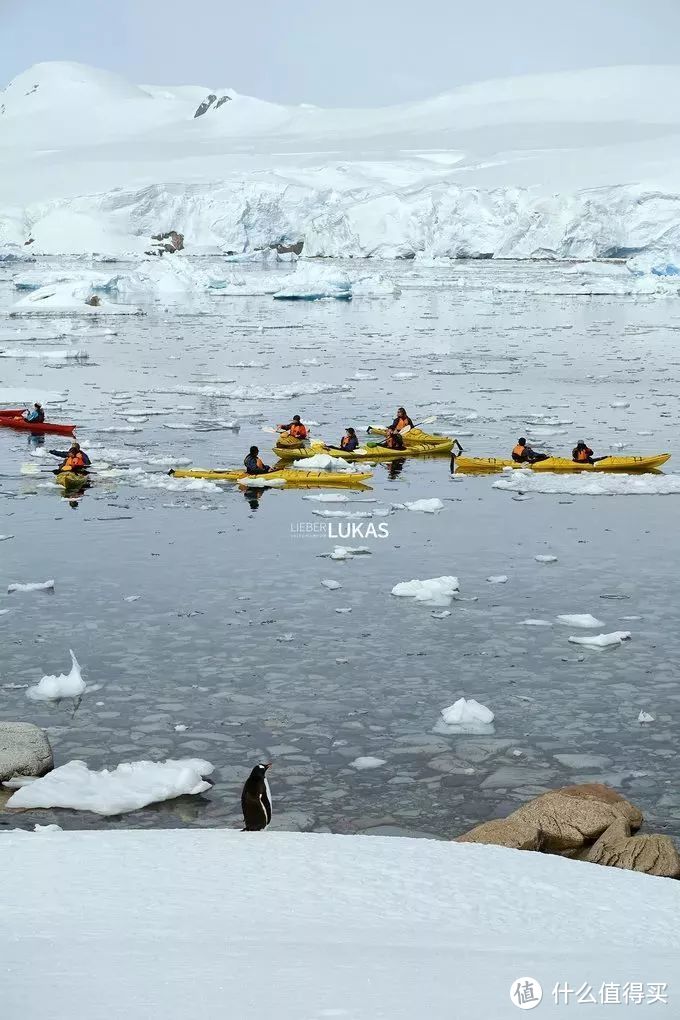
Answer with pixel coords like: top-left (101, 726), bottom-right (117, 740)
top-left (11, 282), bottom-right (142, 316)
top-left (34, 823), bottom-right (63, 833)
top-left (277, 633), bottom-right (295, 641)
top-left (124, 595), bottom-right (142, 602)
top-left (330, 546), bottom-right (371, 560)
top-left (402, 498), bottom-right (444, 513)
top-left (351, 273), bottom-right (400, 297)
top-left (610, 400), bottom-right (630, 409)
top-left (291, 453), bottom-right (359, 473)
top-left (26, 650), bottom-right (85, 702)
top-left (434, 698), bottom-right (495, 735)
top-left (519, 619), bottom-right (553, 627)
top-left (6, 758), bottom-right (214, 815)
top-left (0, 535), bottom-right (14, 541)
top-left (350, 757), bottom-right (386, 769)
top-left (556, 614), bottom-right (603, 628)
top-left (496, 471), bottom-right (680, 497)
top-left (0, 348), bottom-right (89, 360)
top-left (335, 607), bottom-right (352, 614)
top-left (431, 610), bottom-right (451, 619)
top-left (392, 371), bottom-right (417, 380)
top-left (8, 579), bottom-right (55, 593)
top-left (303, 493), bottom-right (350, 503)
top-left (638, 711), bottom-right (655, 723)
top-left (273, 265), bottom-right (351, 301)
top-left (487, 575), bottom-right (508, 584)
top-left (321, 579), bottom-right (342, 590)
top-left (535, 555), bottom-right (558, 563)
top-left (391, 576), bottom-right (459, 607)
top-left (568, 631), bottom-right (631, 649)
top-left (313, 510), bottom-right (373, 519)
top-left (174, 724), bottom-right (187, 733)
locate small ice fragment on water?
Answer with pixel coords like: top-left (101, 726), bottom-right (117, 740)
top-left (486, 575), bottom-right (508, 584)
top-left (335, 607), bottom-right (352, 614)
top-left (330, 546), bottom-right (371, 560)
top-left (610, 400), bottom-right (630, 408)
top-left (638, 711), bottom-right (655, 723)
top-left (321, 579), bottom-right (342, 590)
top-left (277, 633), bottom-right (294, 642)
top-left (124, 595), bottom-right (142, 602)
top-left (519, 619), bottom-right (553, 626)
top-left (568, 631), bottom-right (631, 649)
top-left (0, 535), bottom-right (14, 541)
top-left (556, 614), bottom-right (604, 628)
top-left (34, 824), bottom-right (62, 833)
top-left (391, 576), bottom-right (459, 607)
top-left (350, 757), bottom-right (386, 770)
top-left (335, 658), bottom-right (349, 664)
top-left (535, 555), bottom-right (557, 563)
top-left (0, 609), bottom-right (11, 616)
top-left (174, 724), bottom-right (187, 732)
top-left (26, 650), bottom-right (86, 701)
top-left (303, 493), bottom-right (350, 503)
top-left (402, 498), bottom-right (444, 513)
top-left (8, 579), bottom-right (55, 593)
top-left (434, 697), bottom-right (495, 735)
top-left (431, 610), bottom-right (451, 619)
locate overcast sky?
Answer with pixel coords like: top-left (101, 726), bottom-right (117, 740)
top-left (3, 0), bottom-right (679, 106)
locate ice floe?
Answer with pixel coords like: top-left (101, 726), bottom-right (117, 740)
top-left (391, 576), bottom-right (459, 607)
top-left (519, 619), bottom-right (553, 626)
top-left (5, 758), bottom-right (214, 815)
top-left (350, 757), bottom-right (387, 769)
top-left (495, 471), bottom-right (680, 497)
top-left (273, 266), bottom-right (352, 301)
top-left (8, 579), bottom-right (55, 593)
top-left (637, 711), bottom-right (655, 723)
top-left (291, 453), bottom-right (359, 473)
top-left (486, 575), bottom-right (508, 584)
top-left (534, 554), bottom-right (558, 563)
top-left (556, 613), bottom-right (604, 629)
top-left (399, 498), bottom-right (444, 513)
top-left (26, 651), bottom-right (86, 702)
top-left (568, 631), bottom-right (632, 649)
top-left (330, 546), bottom-right (371, 560)
top-left (321, 579), bottom-right (342, 590)
top-left (434, 698), bottom-right (495, 735)
top-left (10, 281), bottom-right (142, 316)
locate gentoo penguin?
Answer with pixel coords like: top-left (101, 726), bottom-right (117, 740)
top-left (241, 762), bottom-right (272, 831)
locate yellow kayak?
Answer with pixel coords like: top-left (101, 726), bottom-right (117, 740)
top-left (274, 439), bottom-right (453, 462)
top-left (169, 467), bottom-right (373, 488)
top-left (368, 427), bottom-right (453, 448)
top-left (454, 454), bottom-right (671, 474)
top-left (55, 471), bottom-right (90, 487)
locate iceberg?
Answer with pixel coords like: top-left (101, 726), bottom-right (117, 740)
top-left (26, 651), bottom-right (86, 702)
top-left (391, 576), bottom-right (460, 607)
top-left (434, 698), bottom-right (495, 735)
top-left (273, 265), bottom-right (352, 300)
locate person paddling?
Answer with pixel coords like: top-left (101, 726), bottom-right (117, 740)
top-left (380, 427), bottom-right (406, 451)
top-left (512, 437), bottom-right (548, 464)
top-left (277, 415), bottom-right (308, 440)
top-left (390, 407), bottom-right (413, 432)
top-left (49, 442), bottom-right (91, 473)
top-left (24, 402), bottom-right (45, 424)
top-left (243, 446), bottom-right (271, 475)
top-left (572, 440), bottom-right (606, 465)
top-left (325, 427), bottom-right (359, 453)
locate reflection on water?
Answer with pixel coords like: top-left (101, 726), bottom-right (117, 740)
top-left (0, 258), bottom-right (679, 839)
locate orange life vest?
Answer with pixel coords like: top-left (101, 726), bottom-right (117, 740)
top-left (289, 423), bottom-right (307, 439)
top-left (512, 444), bottom-right (526, 459)
top-left (395, 417), bottom-right (410, 431)
top-left (574, 447), bottom-right (592, 463)
top-left (63, 452), bottom-right (85, 471)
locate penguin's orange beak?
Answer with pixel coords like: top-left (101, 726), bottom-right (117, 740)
top-left (264, 762), bottom-right (272, 771)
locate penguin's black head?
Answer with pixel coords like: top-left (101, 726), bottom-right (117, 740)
top-left (250, 762), bottom-right (272, 779)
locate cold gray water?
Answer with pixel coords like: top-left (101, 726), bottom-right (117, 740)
top-left (1, 257), bottom-right (679, 838)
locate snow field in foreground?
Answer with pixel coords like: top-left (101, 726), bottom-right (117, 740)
top-left (1, 829), bottom-right (678, 1020)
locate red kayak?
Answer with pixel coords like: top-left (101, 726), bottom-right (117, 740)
top-left (0, 416), bottom-right (75, 436)
top-left (0, 409), bottom-right (27, 417)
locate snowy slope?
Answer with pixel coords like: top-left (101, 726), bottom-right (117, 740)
top-left (2, 830), bottom-right (679, 1019)
top-left (3, 61), bottom-right (680, 257)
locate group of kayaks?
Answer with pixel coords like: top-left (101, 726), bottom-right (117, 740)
top-left (2, 406), bottom-right (672, 492)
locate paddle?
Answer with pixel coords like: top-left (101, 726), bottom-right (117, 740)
top-left (399, 415), bottom-right (437, 436)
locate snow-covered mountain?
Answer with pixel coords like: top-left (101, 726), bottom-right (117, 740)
top-left (3, 61), bottom-right (680, 258)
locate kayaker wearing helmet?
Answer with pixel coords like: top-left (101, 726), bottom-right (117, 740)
top-left (325, 427), bottom-right (359, 453)
top-left (572, 440), bottom-right (606, 465)
top-left (243, 446), bottom-right (271, 475)
top-left (24, 402), bottom-right (45, 424)
top-left (391, 408), bottom-right (413, 432)
top-left (278, 415), bottom-right (308, 440)
top-left (49, 442), bottom-right (91, 473)
top-left (380, 427), bottom-right (406, 451)
top-left (512, 438), bottom-right (548, 464)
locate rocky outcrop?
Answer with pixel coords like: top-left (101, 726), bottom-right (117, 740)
top-left (454, 783), bottom-right (679, 878)
top-left (585, 817), bottom-right (680, 878)
top-left (193, 94), bottom-right (231, 119)
top-left (0, 722), bottom-right (53, 781)
top-left (146, 230), bottom-right (184, 256)
top-left (274, 240), bottom-right (304, 255)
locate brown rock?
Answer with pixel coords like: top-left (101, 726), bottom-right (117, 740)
top-left (586, 817), bottom-right (680, 878)
top-left (508, 785), bottom-right (642, 853)
top-left (455, 818), bottom-right (543, 851)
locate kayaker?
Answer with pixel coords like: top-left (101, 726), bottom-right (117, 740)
top-left (391, 408), bottom-right (414, 432)
top-left (512, 437), bottom-right (548, 464)
top-left (380, 427), bottom-right (406, 451)
top-left (49, 442), bottom-right (91, 473)
top-left (325, 428), bottom-right (359, 453)
top-left (24, 402), bottom-right (45, 424)
top-left (278, 415), bottom-right (308, 440)
top-left (243, 446), bottom-right (271, 475)
top-left (572, 440), bottom-right (606, 465)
